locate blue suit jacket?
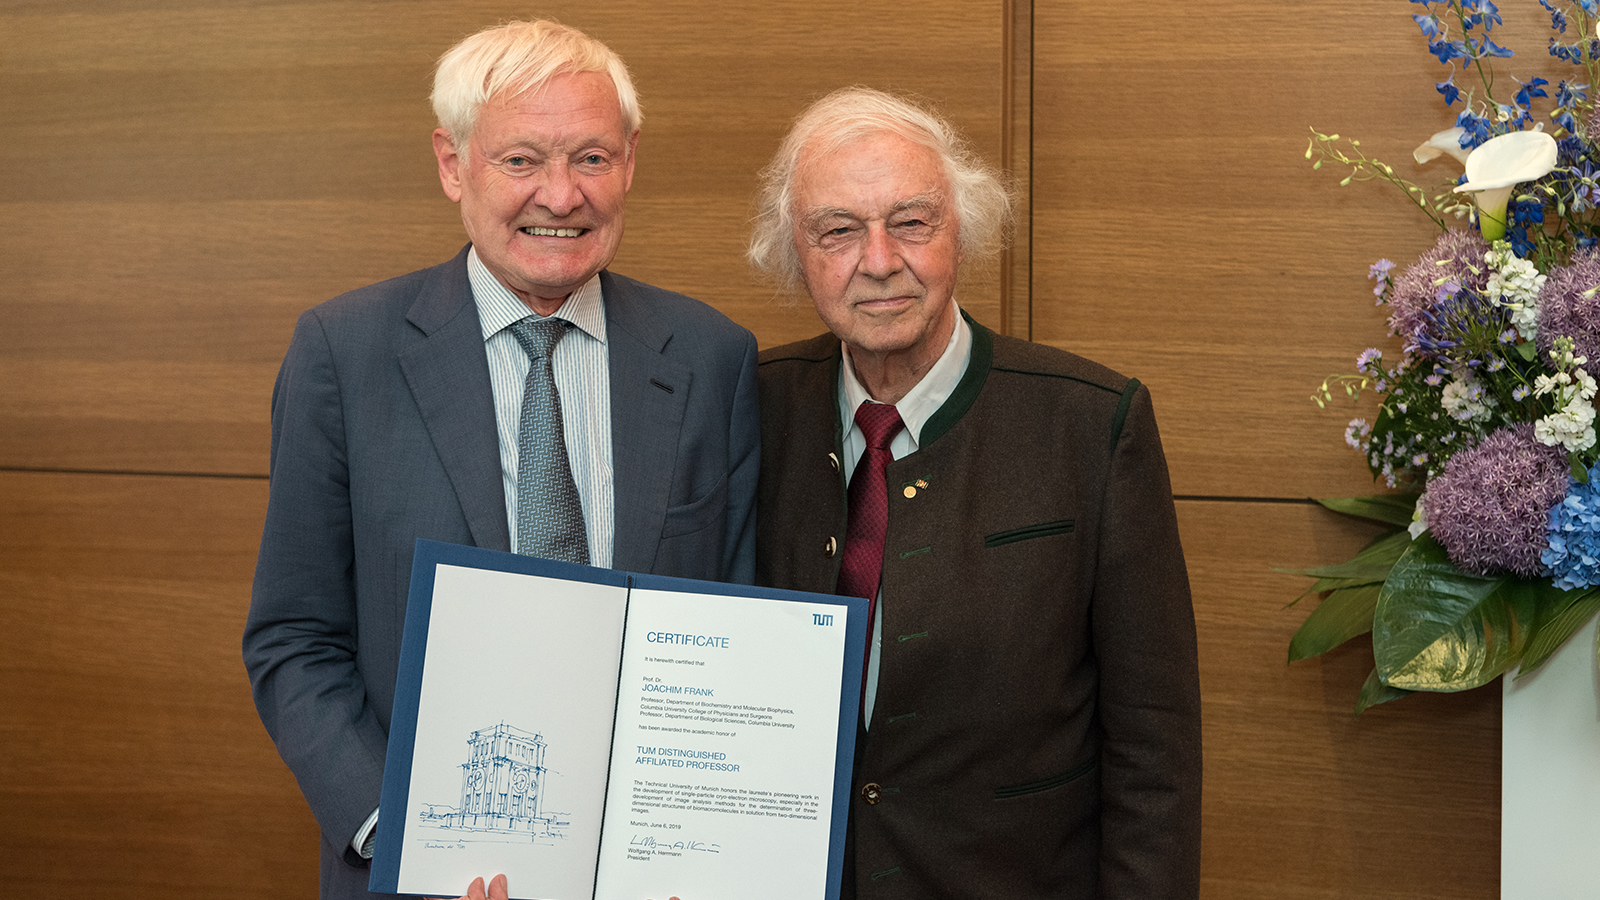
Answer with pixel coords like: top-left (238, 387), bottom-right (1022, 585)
top-left (242, 247), bottom-right (759, 898)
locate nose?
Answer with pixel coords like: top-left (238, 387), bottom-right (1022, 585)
top-left (858, 221), bottom-right (904, 281)
top-left (533, 159), bottom-right (584, 217)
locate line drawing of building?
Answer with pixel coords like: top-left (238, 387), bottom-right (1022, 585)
top-left (436, 723), bottom-right (554, 836)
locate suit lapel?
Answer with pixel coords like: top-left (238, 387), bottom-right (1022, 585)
top-left (602, 271), bottom-right (690, 573)
top-left (397, 249), bottom-right (512, 552)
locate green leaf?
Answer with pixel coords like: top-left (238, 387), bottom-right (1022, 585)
top-left (1316, 495), bottom-right (1419, 527)
top-left (1354, 667), bottom-right (1414, 716)
top-left (1573, 453), bottom-right (1589, 484)
top-left (1277, 529), bottom-right (1412, 582)
top-left (1289, 583), bottom-right (1381, 661)
top-left (1518, 341), bottom-right (1538, 362)
top-left (1277, 561), bottom-right (1400, 582)
top-left (1517, 586), bottom-right (1600, 677)
top-left (1372, 533), bottom-right (1535, 691)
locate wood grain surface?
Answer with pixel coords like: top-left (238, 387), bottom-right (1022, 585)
top-left (1185, 500), bottom-right (1499, 899)
top-left (0, 0), bottom-right (1522, 896)
top-left (0, 471), bottom-right (314, 898)
top-left (1032, 0), bottom-right (1580, 501)
top-left (1, 0), bottom-right (1006, 475)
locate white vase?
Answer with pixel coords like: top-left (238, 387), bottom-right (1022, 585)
top-left (1502, 610), bottom-right (1600, 899)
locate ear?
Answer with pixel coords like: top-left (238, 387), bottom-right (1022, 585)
top-left (433, 129), bottom-right (464, 203)
top-left (621, 130), bottom-right (640, 193)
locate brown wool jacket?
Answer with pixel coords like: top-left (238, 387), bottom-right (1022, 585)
top-left (756, 317), bottom-right (1202, 900)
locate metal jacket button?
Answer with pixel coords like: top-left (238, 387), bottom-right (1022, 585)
top-left (828, 452), bottom-right (841, 472)
top-left (824, 536), bottom-right (837, 557)
top-left (860, 782), bottom-right (882, 804)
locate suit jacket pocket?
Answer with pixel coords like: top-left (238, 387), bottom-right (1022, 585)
top-left (661, 472), bottom-right (730, 539)
top-left (994, 755), bottom-right (1098, 800)
top-left (984, 519), bottom-right (1075, 548)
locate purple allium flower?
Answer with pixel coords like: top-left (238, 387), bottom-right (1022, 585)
top-left (1388, 231), bottom-right (1491, 353)
top-left (1537, 249), bottom-right (1600, 364)
top-left (1427, 423), bottom-right (1569, 577)
top-left (1544, 471), bottom-right (1600, 590)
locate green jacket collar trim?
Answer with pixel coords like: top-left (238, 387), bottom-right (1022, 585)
top-left (919, 311), bottom-right (992, 449)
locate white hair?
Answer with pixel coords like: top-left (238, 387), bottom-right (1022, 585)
top-left (748, 87), bottom-right (1012, 290)
top-left (430, 20), bottom-right (641, 153)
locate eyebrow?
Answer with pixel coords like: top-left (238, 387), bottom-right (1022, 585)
top-left (799, 190), bottom-right (947, 229)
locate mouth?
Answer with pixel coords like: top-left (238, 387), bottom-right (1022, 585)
top-left (520, 226), bottom-right (587, 238)
top-left (854, 295), bottom-right (916, 309)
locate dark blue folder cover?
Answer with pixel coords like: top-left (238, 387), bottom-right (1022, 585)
top-left (370, 539), bottom-right (867, 899)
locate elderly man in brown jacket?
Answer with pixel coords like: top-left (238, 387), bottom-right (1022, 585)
top-left (748, 87), bottom-right (1202, 900)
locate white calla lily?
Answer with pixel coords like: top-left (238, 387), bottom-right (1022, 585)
top-left (1414, 127), bottom-right (1472, 166)
top-left (1451, 130), bottom-right (1559, 241)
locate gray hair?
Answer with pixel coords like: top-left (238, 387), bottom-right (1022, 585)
top-left (748, 87), bottom-right (1011, 291)
top-left (431, 20), bottom-right (641, 153)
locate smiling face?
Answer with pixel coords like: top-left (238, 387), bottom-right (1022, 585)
top-left (792, 130), bottom-right (960, 379)
top-left (433, 70), bottom-right (638, 314)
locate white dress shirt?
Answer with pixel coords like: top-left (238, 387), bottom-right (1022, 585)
top-left (838, 301), bottom-right (972, 726)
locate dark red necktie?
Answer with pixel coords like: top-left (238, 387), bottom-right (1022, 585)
top-left (838, 403), bottom-right (905, 700)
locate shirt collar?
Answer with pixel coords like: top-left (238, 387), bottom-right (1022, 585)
top-left (839, 300), bottom-right (972, 445)
top-left (468, 245), bottom-right (607, 344)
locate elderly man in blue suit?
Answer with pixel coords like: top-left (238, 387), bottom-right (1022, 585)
top-left (242, 21), bottom-right (758, 900)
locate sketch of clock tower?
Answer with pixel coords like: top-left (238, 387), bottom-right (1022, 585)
top-left (446, 723), bottom-right (548, 832)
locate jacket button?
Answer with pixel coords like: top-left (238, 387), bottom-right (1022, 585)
top-left (902, 485), bottom-right (917, 499)
top-left (828, 452), bottom-right (841, 472)
top-left (823, 536), bottom-right (837, 557)
top-left (860, 782), bottom-right (882, 804)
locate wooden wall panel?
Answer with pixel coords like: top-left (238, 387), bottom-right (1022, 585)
top-left (0, 471), bottom-right (314, 899)
top-left (1184, 499), bottom-right (1498, 899)
top-left (1031, 0), bottom-right (1576, 499)
top-left (1030, 2), bottom-right (1514, 895)
top-left (0, 0), bottom-right (1006, 477)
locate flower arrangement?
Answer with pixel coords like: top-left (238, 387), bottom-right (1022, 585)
top-left (1295, 0), bottom-right (1600, 713)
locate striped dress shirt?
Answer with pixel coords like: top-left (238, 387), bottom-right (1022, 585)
top-left (468, 247), bottom-right (615, 568)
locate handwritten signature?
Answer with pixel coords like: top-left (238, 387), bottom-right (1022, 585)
top-left (629, 834), bottom-right (720, 854)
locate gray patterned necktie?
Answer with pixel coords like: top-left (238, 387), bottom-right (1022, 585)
top-left (508, 317), bottom-right (589, 564)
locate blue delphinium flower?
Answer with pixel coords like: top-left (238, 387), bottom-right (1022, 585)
top-left (1553, 82), bottom-right (1588, 133)
top-left (1436, 75), bottom-right (1462, 106)
top-left (1432, 38), bottom-right (1470, 64)
top-left (1544, 470), bottom-right (1600, 589)
top-left (1542, 0), bottom-right (1569, 34)
top-left (1516, 76), bottom-right (1550, 114)
top-left (1456, 109), bottom-right (1493, 148)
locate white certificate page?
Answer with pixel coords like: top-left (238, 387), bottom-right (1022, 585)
top-left (395, 564), bottom-right (629, 899)
top-left (595, 587), bottom-right (849, 900)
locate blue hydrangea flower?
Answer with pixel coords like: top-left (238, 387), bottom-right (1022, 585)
top-left (1544, 470), bottom-right (1600, 589)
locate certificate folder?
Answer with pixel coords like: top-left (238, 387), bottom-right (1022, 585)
top-left (370, 539), bottom-right (867, 900)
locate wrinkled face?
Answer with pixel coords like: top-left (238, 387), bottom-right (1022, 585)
top-left (792, 130), bottom-right (960, 364)
top-left (434, 70), bottom-right (638, 313)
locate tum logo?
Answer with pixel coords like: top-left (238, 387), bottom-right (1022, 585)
top-left (812, 613), bottom-right (834, 626)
